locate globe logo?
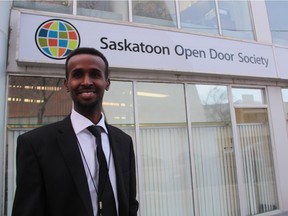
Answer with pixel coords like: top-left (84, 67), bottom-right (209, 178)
top-left (35, 19), bottom-right (80, 59)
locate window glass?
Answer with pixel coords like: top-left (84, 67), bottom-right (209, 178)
top-left (190, 84), bottom-right (230, 122)
top-left (232, 88), bottom-right (265, 105)
top-left (218, 0), bottom-right (254, 40)
top-left (13, 0), bottom-right (72, 14)
top-left (137, 82), bottom-right (193, 215)
top-left (103, 81), bottom-right (135, 139)
top-left (281, 88), bottom-right (288, 120)
top-left (179, 0), bottom-right (219, 35)
top-left (132, 0), bottom-right (177, 27)
top-left (266, 0), bottom-right (288, 46)
top-left (77, 1), bottom-right (128, 21)
top-left (187, 84), bottom-right (240, 216)
top-left (8, 76), bottom-right (71, 126)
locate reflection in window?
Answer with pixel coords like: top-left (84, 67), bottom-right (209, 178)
top-left (193, 85), bottom-right (230, 122)
top-left (132, 0), bottom-right (177, 27)
top-left (8, 76), bottom-right (71, 126)
top-left (232, 88), bottom-right (265, 105)
top-left (266, 1), bottom-right (288, 46)
top-left (103, 81), bottom-right (135, 140)
top-left (179, 0), bottom-right (218, 35)
top-left (218, 0), bottom-right (254, 40)
top-left (13, 0), bottom-right (72, 14)
top-left (77, 1), bottom-right (128, 21)
top-left (179, 0), bottom-right (254, 40)
top-left (187, 84), bottom-right (240, 216)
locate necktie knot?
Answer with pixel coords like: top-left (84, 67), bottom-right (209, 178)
top-left (87, 125), bottom-right (102, 138)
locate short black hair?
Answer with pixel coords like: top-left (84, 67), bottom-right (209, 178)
top-left (65, 47), bottom-right (109, 79)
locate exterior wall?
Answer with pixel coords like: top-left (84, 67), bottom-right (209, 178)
top-left (0, 1), bottom-right (12, 214)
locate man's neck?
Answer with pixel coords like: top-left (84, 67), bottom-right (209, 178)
top-left (73, 108), bottom-right (102, 125)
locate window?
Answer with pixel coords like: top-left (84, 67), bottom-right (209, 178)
top-left (179, 0), bottom-right (219, 35)
top-left (179, 0), bottom-right (254, 40)
top-left (266, 0), bottom-right (288, 46)
top-left (132, 0), bottom-right (177, 27)
top-left (136, 82), bottom-right (193, 215)
top-left (77, 1), bottom-right (128, 21)
top-left (232, 87), bottom-right (265, 105)
top-left (8, 76), bottom-right (70, 126)
top-left (103, 80), bottom-right (135, 140)
top-left (218, 0), bottom-right (254, 40)
top-left (13, 0), bottom-right (73, 14)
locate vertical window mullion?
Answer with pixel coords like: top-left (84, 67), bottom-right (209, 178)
top-left (184, 83), bottom-right (198, 216)
top-left (128, 0), bottom-right (133, 22)
top-left (72, 0), bottom-right (77, 15)
top-left (214, 0), bottom-right (223, 35)
top-left (228, 85), bottom-right (248, 216)
top-left (132, 80), bottom-right (144, 216)
top-left (175, 0), bottom-right (181, 29)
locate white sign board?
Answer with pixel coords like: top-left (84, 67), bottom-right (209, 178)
top-left (17, 12), bottom-right (280, 78)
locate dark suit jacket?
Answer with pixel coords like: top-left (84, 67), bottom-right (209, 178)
top-left (12, 115), bottom-right (139, 216)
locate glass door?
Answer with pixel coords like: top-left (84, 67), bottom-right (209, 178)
top-left (232, 87), bottom-right (279, 215)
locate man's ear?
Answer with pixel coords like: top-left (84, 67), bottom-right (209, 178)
top-left (105, 78), bottom-right (111, 91)
top-left (64, 79), bottom-right (69, 92)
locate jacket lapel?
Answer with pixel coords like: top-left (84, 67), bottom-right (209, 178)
top-left (56, 116), bottom-right (94, 216)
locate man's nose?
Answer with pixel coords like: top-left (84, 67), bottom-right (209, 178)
top-left (82, 74), bottom-right (92, 85)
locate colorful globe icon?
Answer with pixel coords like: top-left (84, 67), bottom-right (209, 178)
top-left (35, 19), bottom-right (80, 59)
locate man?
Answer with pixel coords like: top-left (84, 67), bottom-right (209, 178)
top-left (12, 47), bottom-right (139, 216)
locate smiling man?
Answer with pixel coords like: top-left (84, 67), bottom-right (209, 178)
top-left (12, 47), bottom-right (139, 216)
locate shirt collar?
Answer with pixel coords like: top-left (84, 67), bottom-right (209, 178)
top-left (71, 109), bottom-right (108, 135)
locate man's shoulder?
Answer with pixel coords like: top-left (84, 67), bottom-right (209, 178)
top-left (20, 116), bottom-right (70, 138)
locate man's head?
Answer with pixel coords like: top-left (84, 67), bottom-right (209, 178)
top-left (65, 47), bottom-right (109, 79)
top-left (64, 47), bottom-right (110, 118)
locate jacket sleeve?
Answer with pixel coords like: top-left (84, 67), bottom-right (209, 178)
top-left (11, 134), bottom-right (47, 216)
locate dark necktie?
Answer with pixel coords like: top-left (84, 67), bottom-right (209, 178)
top-left (87, 126), bottom-right (117, 216)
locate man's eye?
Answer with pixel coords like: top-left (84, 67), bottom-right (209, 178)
top-left (90, 71), bottom-right (101, 78)
top-left (72, 71), bottom-right (82, 78)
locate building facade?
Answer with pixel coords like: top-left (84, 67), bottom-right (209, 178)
top-left (1, 1), bottom-right (288, 216)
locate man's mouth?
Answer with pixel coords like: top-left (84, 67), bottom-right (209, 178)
top-left (77, 88), bottom-right (96, 94)
top-left (77, 88), bottom-right (97, 98)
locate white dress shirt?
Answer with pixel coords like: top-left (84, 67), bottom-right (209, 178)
top-left (70, 109), bottom-right (118, 216)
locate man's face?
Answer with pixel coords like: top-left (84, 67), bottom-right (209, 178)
top-left (64, 53), bottom-right (110, 114)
